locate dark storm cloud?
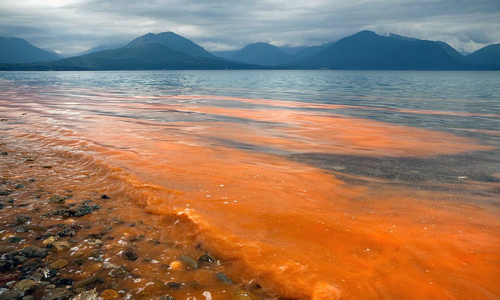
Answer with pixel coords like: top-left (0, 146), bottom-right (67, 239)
top-left (0, 0), bottom-right (499, 56)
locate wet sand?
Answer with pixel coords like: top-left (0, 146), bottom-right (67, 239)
top-left (1, 84), bottom-right (499, 300)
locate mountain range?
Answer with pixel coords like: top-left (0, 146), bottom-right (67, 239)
top-left (1, 31), bottom-right (499, 70)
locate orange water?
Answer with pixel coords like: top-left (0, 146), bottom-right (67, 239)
top-left (0, 86), bottom-right (499, 299)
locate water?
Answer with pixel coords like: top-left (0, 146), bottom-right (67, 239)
top-left (0, 70), bottom-right (499, 299)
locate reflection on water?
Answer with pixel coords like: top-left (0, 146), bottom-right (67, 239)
top-left (0, 71), bottom-right (499, 299)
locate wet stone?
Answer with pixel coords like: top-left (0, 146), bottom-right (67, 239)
top-left (42, 236), bottom-right (58, 245)
top-left (232, 290), bottom-right (254, 300)
top-left (21, 246), bottom-right (48, 258)
top-left (72, 277), bottom-right (101, 289)
top-left (42, 288), bottom-right (73, 300)
top-left (22, 296), bottom-right (35, 300)
top-left (0, 289), bottom-right (19, 300)
top-left (100, 195), bottom-right (110, 199)
top-left (13, 256), bottom-right (27, 265)
top-left (71, 289), bottom-right (97, 300)
top-left (55, 278), bottom-right (73, 286)
top-left (14, 184), bottom-right (25, 189)
top-left (179, 256), bottom-right (198, 270)
top-left (15, 215), bottom-right (31, 225)
top-left (49, 259), bottom-right (68, 270)
top-left (100, 289), bottom-right (119, 299)
top-left (51, 241), bottom-right (70, 252)
top-left (123, 251), bottom-right (137, 261)
top-left (215, 272), bottom-right (233, 285)
top-left (42, 209), bottom-right (71, 219)
top-left (0, 274), bottom-right (19, 282)
top-left (0, 260), bottom-right (15, 272)
top-left (0, 190), bottom-right (12, 196)
top-left (18, 262), bottom-right (40, 276)
top-left (0, 246), bottom-right (16, 254)
top-left (87, 239), bottom-right (102, 246)
top-left (14, 280), bottom-right (36, 296)
top-left (72, 203), bottom-right (92, 217)
top-left (198, 253), bottom-right (217, 264)
top-left (57, 229), bottom-right (77, 237)
top-left (49, 195), bottom-right (66, 204)
top-left (8, 237), bottom-right (23, 244)
top-left (108, 266), bottom-right (127, 277)
top-left (28, 268), bottom-right (57, 282)
top-left (159, 295), bottom-right (174, 300)
top-left (0, 152), bottom-right (8, 156)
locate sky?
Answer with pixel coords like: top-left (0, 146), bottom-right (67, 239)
top-left (0, 0), bottom-right (499, 57)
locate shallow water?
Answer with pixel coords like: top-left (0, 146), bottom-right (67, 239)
top-left (0, 70), bottom-right (499, 299)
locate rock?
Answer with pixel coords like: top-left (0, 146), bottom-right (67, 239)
top-left (15, 184), bottom-right (25, 189)
top-left (18, 261), bottom-right (40, 276)
top-left (0, 289), bottom-right (19, 300)
top-left (91, 205), bottom-right (100, 210)
top-left (86, 239), bottom-right (102, 246)
top-left (0, 190), bottom-right (12, 196)
top-left (28, 268), bottom-right (57, 282)
top-left (13, 256), bottom-right (27, 265)
top-left (42, 288), bottom-right (73, 300)
top-left (215, 272), bottom-right (233, 285)
top-left (57, 229), bottom-right (77, 237)
top-left (49, 195), bottom-right (66, 204)
top-left (46, 285), bottom-right (55, 290)
top-left (43, 236), bottom-right (58, 245)
top-left (14, 280), bottom-right (36, 296)
top-left (179, 256), bottom-right (198, 270)
top-left (100, 290), bottom-right (119, 300)
top-left (123, 251), bottom-right (137, 261)
top-left (21, 246), bottom-right (48, 258)
top-left (42, 209), bottom-right (72, 219)
top-left (72, 277), bottom-right (101, 289)
top-left (22, 296), bottom-right (35, 300)
top-left (198, 253), bottom-right (217, 264)
top-left (0, 275), bottom-right (19, 282)
top-left (100, 195), bottom-right (110, 199)
top-left (72, 203), bottom-right (92, 217)
top-left (71, 289), bottom-right (98, 300)
top-left (0, 260), bottom-right (14, 271)
top-left (49, 259), bottom-right (68, 270)
top-left (165, 282), bottom-right (182, 289)
top-left (55, 278), bottom-right (73, 286)
top-left (108, 266), bottom-right (127, 277)
top-left (15, 215), bottom-right (31, 225)
top-left (232, 290), bottom-right (254, 300)
top-left (8, 237), bottom-right (23, 244)
top-left (159, 295), bottom-right (174, 300)
top-left (1, 152), bottom-right (8, 156)
top-left (51, 241), bottom-right (70, 252)
top-left (0, 246), bottom-right (16, 254)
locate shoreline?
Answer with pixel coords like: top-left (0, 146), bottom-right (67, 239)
top-left (0, 138), bottom-right (269, 300)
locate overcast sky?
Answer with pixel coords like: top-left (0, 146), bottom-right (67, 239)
top-left (1, 0), bottom-right (499, 57)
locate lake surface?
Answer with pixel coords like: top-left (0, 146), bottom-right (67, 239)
top-left (0, 70), bottom-right (499, 299)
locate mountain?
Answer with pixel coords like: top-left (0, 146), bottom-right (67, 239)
top-left (296, 31), bottom-right (466, 70)
top-left (32, 43), bottom-right (258, 70)
top-left (279, 46), bottom-right (310, 55)
top-left (212, 50), bottom-right (239, 60)
top-left (231, 42), bottom-right (294, 66)
top-left (293, 43), bottom-right (334, 60)
top-left (78, 43), bottom-right (126, 56)
top-left (0, 36), bottom-right (61, 63)
top-left (436, 41), bottom-right (465, 61)
top-left (125, 32), bottom-right (215, 59)
top-left (465, 44), bottom-right (500, 68)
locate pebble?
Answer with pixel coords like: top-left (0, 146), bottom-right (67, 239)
top-left (15, 184), bottom-right (25, 189)
top-left (0, 246), bottom-right (16, 254)
top-left (215, 272), bottom-right (233, 285)
top-left (108, 266), bottom-right (127, 277)
top-left (72, 289), bottom-right (98, 300)
top-left (43, 236), bottom-right (58, 245)
top-left (49, 195), bottom-right (66, 204)
top-left (57, 229), bottom-right (77, 237)
top-left (0, 289), bottom-right (19, 300)
top-left (100, 195), bottom-right (110, 199)
top-left (14, 280), bottom-right (36, 296)
top-left (0, 261), bottom-right (14, 272)
top-left (21, 246), bottom-right (48, 258)
top-left (100, 289), bottom-right (119, 299)
top-left (72, 203), bottom-right (92, 217)
top-left (159, 295), bottom-right (174, 300)
top-left (232, 290), bottom-right (254, 300)
top-left (123, 251), bottom-right (137, 261)
top-left (72, 276), bottom-right (101, 289)
top-left (179, 256), bottom-right (199, 270)
top-left (15, 215), bottom-right (31, 225)
top-left (0, 190), bottom-right (12, 196)
top-left (49, 259), bottom-right (68, 270)
top-left (87, 239), bottom-right (102, 246)
top-left (51, 241), bottom-right (70, 252)
top-left (43, 288), bottom-right (73, 300)
top-left (198, 253), bottom-right (217, 264)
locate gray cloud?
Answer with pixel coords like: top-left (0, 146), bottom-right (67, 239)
top-left (0, 0), bottom-right (499, 56)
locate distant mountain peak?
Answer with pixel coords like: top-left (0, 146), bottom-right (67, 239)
top-left (0, 36), bottom-right (61, 64)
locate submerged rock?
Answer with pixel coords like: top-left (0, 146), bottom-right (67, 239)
top-left (72, 203), bottom-right (92, 217)
top-left (21, 246), bottom-right (48, 258)
top-left (72, 277), bottom-right (101, 289)
top-left (0, 246), bottom-right (16, 254)
top-left (179, 256), bottom-right (198, 270)
top-left (0, 260), bottom-right (15, 272)
top-left (0, 289), bottom-right (19, 300)
top-left (159, 295), bottom-right (174, 300)
top-left (57, 229), bottom-right (77, 237)
top-left (49, 259), bottom-right (68, 270)
top-left (14, 280), bottom-right (36, 296)
top-left (198, 253), bottom-right (217, 264)
top-left (215, 272), bottom-right (233, 285)
top-left (15, 215), bottom-right (31, 225)
top-left (49, 195), bottom-right (66, 204)
top-left (100, 195), bottom-right (110, 199)
top-left (0, 190), bottom-right (12, 196)
top-left (100, 290), bottom-right (118, 300)
top-left (123, 251), bottom-right (137, 261)
top-left (71, 289), bottom-right (97, 300)
top-left (43, 288), bottom-right (73, 300)
top-left (15, 184), bottom-right (25, 189)
top-left (51, 241), bottom-right (70, 252)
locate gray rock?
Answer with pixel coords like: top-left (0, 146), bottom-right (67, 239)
top-left (215, 272), bottom-right (233, 284)
top-left (0, 260), bottom-right (15, 271)
top-left (43, 288), bottom-right (73, 300)
top-left (0, 246), bottom-right (16, 254)
top-left (14, 280), bottom-right (36, 296)
top-left (0, 289), bottom-right (19, 300)
top-left (57, 229), bottom-right (77, 237)
top-left (49, 195), bottom-right (66, 204)
top-left (15, 215), bottom-right (31, 225)
top-left (0, 190), bottom-right (12, 196)
top-left (198, 253), bottom-right (217, 264)
top-left (13, 255), bottom-right (27, 265)
top-left (21, 246), bottom-right (48, 258)
top-left (179, 256), bottom-right (198, 269)
top-left (72, 203), bottom-right (92, 217)
top-left (15, 184), bottom-right (25, 189)
top-left (70, 289), bottom-right (97, 300)
top-left (22, 296), bottom-right (35, 300)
